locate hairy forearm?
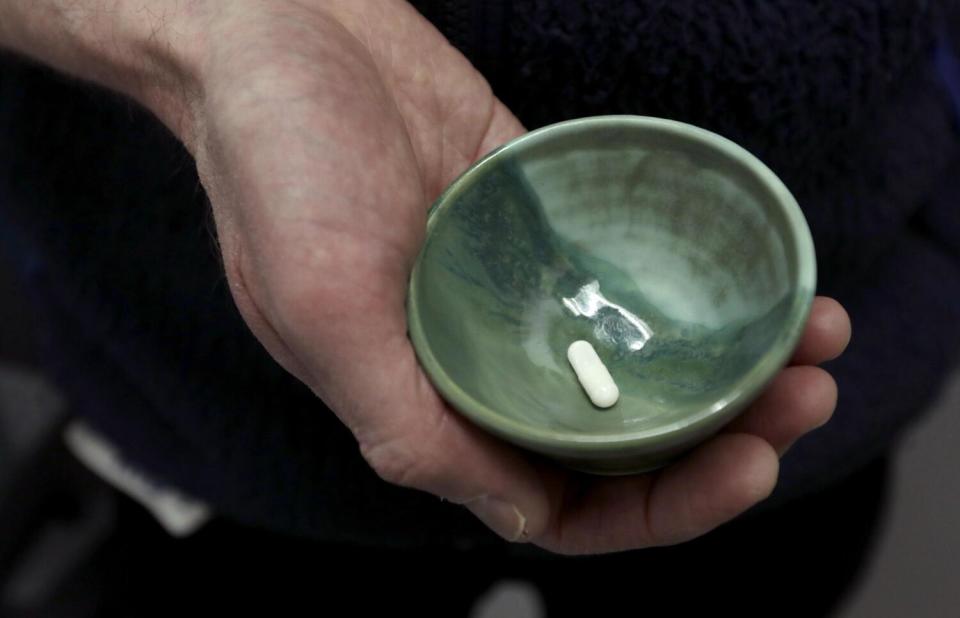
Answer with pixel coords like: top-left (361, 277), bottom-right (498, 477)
top-left (0, 1), bottom-right (208, 141)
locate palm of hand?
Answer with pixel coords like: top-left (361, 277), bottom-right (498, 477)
top-left (189, 0), bottom-right (848, 554)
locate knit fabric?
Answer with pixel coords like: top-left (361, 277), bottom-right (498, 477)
top-left (0, 0), bottom-right (957, 545)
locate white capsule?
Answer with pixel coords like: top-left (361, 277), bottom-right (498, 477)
top-left (567, 340), bottom-right (620, 408)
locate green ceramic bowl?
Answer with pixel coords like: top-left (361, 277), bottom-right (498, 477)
top-left (407, 115), bottom-right (816, 475)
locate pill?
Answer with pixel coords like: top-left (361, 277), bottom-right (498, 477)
top-left (567, 340), bottom-right (620, 408)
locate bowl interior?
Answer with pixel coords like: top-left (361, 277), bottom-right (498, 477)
top-left (409, 117), bottom-right (814, 443)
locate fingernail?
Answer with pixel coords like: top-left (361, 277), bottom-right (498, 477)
top-left (467, 497), bottom-right (527, 542)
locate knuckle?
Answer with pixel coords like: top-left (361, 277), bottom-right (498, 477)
top-left (360, 436), bottom-right (441, 490)
top-left (359, 411), bottom-right (453, 493)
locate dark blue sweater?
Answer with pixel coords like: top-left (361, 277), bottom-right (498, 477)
top-left (1, 0), bottom-right (958, 548)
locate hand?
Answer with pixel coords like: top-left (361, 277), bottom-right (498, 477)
top-left (189, 1), bottom-right (852, 554)
top-left (1, 0), bottom-right (852, 555)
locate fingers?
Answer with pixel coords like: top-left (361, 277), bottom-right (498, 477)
top-left (723, 296), bottom-right (847, 456)
top-left (791, 296), bottom-right (852, 365)
top-left (645, 433), bottom-right (779, 545)
top-left (530, 297), bottom-right (851, 553)
top-left (536, 433), bottom-right (778, 554)
top-left (724, 365), bottom-right (838, 455)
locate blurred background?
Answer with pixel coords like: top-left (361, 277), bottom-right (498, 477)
top-left (1, 240), bottom-right (958, 616)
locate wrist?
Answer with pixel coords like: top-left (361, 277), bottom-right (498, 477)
top-left (0, 1), bottom-right (210, 148)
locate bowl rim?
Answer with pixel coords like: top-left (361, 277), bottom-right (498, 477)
top-left (406, 114), bottom-right (817, 452)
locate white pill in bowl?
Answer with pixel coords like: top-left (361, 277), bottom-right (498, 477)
top-left (567, 340), bottom-right (620, 408)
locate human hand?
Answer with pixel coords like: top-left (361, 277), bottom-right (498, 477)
top-left (1, 0), bottom-right (851, 554)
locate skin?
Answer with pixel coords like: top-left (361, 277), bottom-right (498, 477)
top-left (0, 0), bottom-right (851, 554)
